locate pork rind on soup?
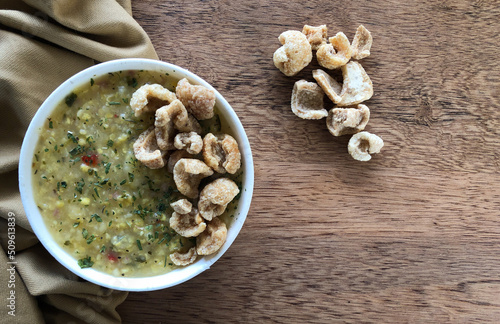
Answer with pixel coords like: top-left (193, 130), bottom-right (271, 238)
top-left (167, 150), bottom-right (192, 173)
top-left (196, 217), bottom-right (227, 256)
top-left (133, 126), bottom-right (168, 169)
top-left (316, 32), bottom-right (352, 70)
top-left (203, 133), bottom-right (241, 174)
top-left (348, 131), bottom-right (384, 161)
top-left (174, 132), bottom-right (203, 155)
top-left (273, 30), bottom-right (312, 76)
top-left (199, 178), bottom-right (239, 221)
top-left (155, 99), bottom-right (201, 151)
top-left (327, 104), bottom-right (370, 136)
top-left (170, 247), bottom-right (197, 266)
top-left (291, 80), bottom-right (328, 120)
top-left (173, 158), bottom-right (214, 198)
top-left (130, 84), bottom-right (177, 117)
top-left (337, 61), bottom-right (373, 106)
top-left (175, 78), bottom-right (216, 120)
top-left (169, 207), bottom-right (207, 237)
top-left (351, 25), bottom-right (373, 60)
top-left (170, 199), bottom-right (193, 214)
top-left (302, 24), bottom-right (328, 50)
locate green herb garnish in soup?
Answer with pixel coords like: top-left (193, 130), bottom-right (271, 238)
top-left (33, 70), bottom-right (242, 277)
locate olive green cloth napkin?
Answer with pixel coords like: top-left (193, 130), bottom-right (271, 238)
top-left (0, 0), bottom-right (157, 323)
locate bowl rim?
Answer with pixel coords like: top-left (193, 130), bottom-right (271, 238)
top-left (18, 58), bottom-right (254, 291)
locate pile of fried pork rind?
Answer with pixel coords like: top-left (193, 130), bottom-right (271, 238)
top-left (130, 79), bottom-right (241, 266)
top-left (273, 25), bottom-right (384, 161)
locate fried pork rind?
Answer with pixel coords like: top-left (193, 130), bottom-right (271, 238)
top-left (202, 133), bottom-right (241, 174)
top-left (133, 126), bottom-right (168, 169)
top-left (130, 84), bottom-right (177, 117)
top-left (154, 99), bottom-right (201, 151)
top-left (337, 61), bottom-right (373, 106)
top-left (291, 79), bottom-right (328, 120)
top-left (176, 114), bottom-right (202, 134)
top-left (199, 178), bottom-right (239, 221)
top-left (302, 24), bottom-right (328, 50)
top-left (154, 100), bottom-right (185, 151)
top-left (170, 207), bottom-right (206, 237)
top-left (312, 69), bottom-right (342, 104)
top-left (167, 150), bottom-right (192, 173)
top-left (327, 104), bottom-right (370, 136)
top-left (170, 247), bottom-right (197, 266)
top-left (170, 199), bottom-right (193, 214)
top-left (316, 32), bottom-right (352, 70)
top-left (273, 30), bottom-right (312, 76)
top-left (348, 131), bottom-right (384, 161)
top-left (313, 63), bottom-right (373, 106)
top-left (351, 25), bottom-right (373, 60)
top-left (174, 132), bottom-right (203, 155)
top-left (173, 158), bottom-right (214, 198)
top-left (196, 217), bottom-right (227, 256)
top-left (175, 78), bottom-right (216, 120)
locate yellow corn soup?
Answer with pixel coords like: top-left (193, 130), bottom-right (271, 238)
top-left (32, 70), bottom-right (241, 277)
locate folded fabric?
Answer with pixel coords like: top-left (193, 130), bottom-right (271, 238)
top-left (0, 0), bottom-right (157, 323)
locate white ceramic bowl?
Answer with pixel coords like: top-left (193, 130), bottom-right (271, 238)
top-left (18, 58), bottom-right (254, 291)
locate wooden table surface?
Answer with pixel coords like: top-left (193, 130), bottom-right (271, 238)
top-left (117, 1), bottom-right (500, 322)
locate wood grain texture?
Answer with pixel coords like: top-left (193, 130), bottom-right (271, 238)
top-left (118, 0), bottom-right (500, 322)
